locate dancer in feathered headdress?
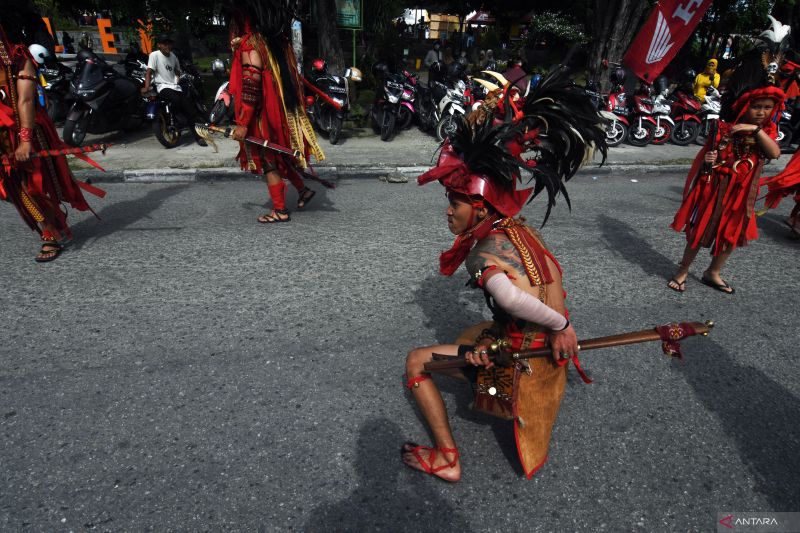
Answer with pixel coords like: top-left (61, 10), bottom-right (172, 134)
top-left (667, 17), bottom-right (786, 294)
top-left (224, 0), bottom-right (324, 223)
top-left (402, 67), bottom-right (607, 481)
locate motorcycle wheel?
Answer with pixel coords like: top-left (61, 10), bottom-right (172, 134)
top-left (671, 120), bottom-right (699, 146)
top-left (46, 94), bottom-right (62, 122)
top-left (627, 122), bottom-right (655, 147)
top-left (154, 112), bottom-right (181, 148)
top-left (651, 120), bottom-right (672, 145)
top-left (329, 116), bottom-right (343, 145)
top-left (605, 121), bottom-right (628, 147)
top-left (380, 111), bottom-right (395, 142)
top-left (777, 124), bottom-right (793, 149)
top-left (398, 106), bottom-right (413, 130)
top-left (694, 119), bottom-right (711, 146)
top-left (62, 115), bottom-right (88, 147)
top-left (436, 114), bottom-right (458, 143)
top-left (209, 99), bottom-right (227, 125)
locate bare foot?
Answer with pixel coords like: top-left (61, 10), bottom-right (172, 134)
top-left (667, 271), bottom-right (688, 292)
top-left (401, 442), bottom-right (461, 482)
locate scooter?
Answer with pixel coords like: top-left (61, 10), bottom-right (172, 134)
top-left (306, 59), bottom-right (362, 144)
top-left (602, 83), bottom-right (630, 147)
top-left (62, 51), bottom-right (145, 146)
top-left (693, 86), bottom-right (721, 146)
top-left (371, 62), bottom-right (406, 142)
top-left (208, 81), bottom-right (233, 125)
top-left (397, 69), bottom-right (419, 130)
top-left (649, 78), bottom-right (675, 145)
top-left (434, 79), bottom-right (468, 142)
top-left (627, 86), bottom-right (657, 146)
top-left (669, 88), bottom-right (702, 146)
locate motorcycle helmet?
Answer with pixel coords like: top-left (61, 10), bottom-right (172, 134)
top-left (654, 75), bottom-right (669, 96)
top-left (211, 58), bottom-right (225, 77)
top-left (372, 61), bottom-right (390, 78)
top-left (610, 67), bottom-right (626, 86)
top-left (345, 66), bottom-right (363, 82)
top-left (28, 43), bottom-right (48, 65)
top-left (311, 58), bottom-right (327, 74)
top-left (447, 60), bottom-right (466, 80)
top-left (681, 68), bottom-right (696, 84)
top-left (428, 60), bottom-right (445, 82)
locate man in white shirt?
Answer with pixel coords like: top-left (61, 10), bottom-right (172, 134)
top-left (141, 34), bottom-right (205, 145)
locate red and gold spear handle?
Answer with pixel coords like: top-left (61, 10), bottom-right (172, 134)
top-left (425, 321), bottom-right (715, 372)
top-left (1, 143), bottom-right (110, 164)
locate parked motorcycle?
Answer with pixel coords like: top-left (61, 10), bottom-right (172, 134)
top-left (693, 86), bottom-right (721, 146)
top-left (627, 86), bottom-right (657, 146)
top-left (41, 61), bottom-right (74, 123)
top-left (208, 81), bottom-right (233, 125)
top-left (62, 51), bottom-right (145, 146)
top-left (146, 70), bottom-right (207, 148)
top-left (397, 69), bottom-right (419, 130)
top-left (307, 59), bottom-right (362, 144)
top-left (668, 87), bottom-right (702, 146)
top-left (434, 79), bottom-right (468, 142)
top-left (371, 62), bottom-right (405, 142)
top-left (602, 82), bottom-right (630, 147)
top-left (649, 77), bottom-right (675, 145)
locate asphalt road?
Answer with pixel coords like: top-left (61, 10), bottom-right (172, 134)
top-left (0, 172), bottom-right (797, 532)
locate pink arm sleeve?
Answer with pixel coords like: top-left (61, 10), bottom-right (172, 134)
top-left (484, 274), bottom-right (568, 331)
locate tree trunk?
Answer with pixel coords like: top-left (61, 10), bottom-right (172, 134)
top-left (314, 0), bottom-right (345, 74)
top-left (587, 0), bottom-right (649, 91)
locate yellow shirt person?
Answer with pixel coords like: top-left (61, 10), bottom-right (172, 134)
top-left (693, 59), bottom-right (720, 101)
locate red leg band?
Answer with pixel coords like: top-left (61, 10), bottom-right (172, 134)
top-left (406, 374), bottom-right (431, 390)
top-left (267, 182), bottom-right (287, 211)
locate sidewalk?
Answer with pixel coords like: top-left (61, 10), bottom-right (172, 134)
top-left (70, 126), bottom-right (793, 182)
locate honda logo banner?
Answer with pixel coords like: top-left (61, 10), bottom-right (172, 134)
top-left (623, 0), bottom-right (713, 82)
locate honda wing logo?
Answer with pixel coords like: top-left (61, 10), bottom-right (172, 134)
top-left (646, 10), bottom-right (674, 64)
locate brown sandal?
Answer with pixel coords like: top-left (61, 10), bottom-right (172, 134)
top-left (297, 187), bottom-right (316, 209)
top-left (35, 238), bottom-right (63, 263)
top-left (257, 210), bottom-right (291, 223)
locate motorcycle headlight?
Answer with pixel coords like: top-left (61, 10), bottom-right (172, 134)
top-left (387, 94), bottom-right (400, 104)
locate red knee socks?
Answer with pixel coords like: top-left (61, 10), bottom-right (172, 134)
top-left (268, 181), bottom-right (287, 212)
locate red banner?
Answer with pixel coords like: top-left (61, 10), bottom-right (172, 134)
top-left (623, 0), bottom-right (712, 82)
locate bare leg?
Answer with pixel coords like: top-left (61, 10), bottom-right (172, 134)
top-left (402, 345), bottom-right (463, 482)
top-left (668, 243), bottom-right (700, 291)
top-left (703, 248), bottom-right (734, 293)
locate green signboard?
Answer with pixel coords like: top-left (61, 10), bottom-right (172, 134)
top-left (336, 0), bottom-right (362, 29)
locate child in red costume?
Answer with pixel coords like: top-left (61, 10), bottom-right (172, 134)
top-left (668, 86), bottom-right (783, 293)
top-left (226, 2), bottom-right (324, 224)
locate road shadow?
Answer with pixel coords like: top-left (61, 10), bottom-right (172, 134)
top-left (68, 184), bottom-right (189, 251)
top-left (597, 214), bottom-right (676, 280)
top-left (757, 212), bottom-right (798, 243)
top-left (240, 181), bottom-right (339, 214)
top-left (304, 418), bottom-right (473, 533)
top-left (678, 338), bottom-right (800, 510)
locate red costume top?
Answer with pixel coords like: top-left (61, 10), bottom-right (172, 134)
top-left (671, 87), bottom-right (784, 255)
top-left (228, 32), bottom-right (323, 179)
top-left (0, 27), bottom-right (102, 235)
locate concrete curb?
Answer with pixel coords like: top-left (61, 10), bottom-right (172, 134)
top-left (73, 161), bottom-right (788, 183)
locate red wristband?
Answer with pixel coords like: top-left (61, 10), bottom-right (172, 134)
top-left (19, 127), bottom-right (33, 142)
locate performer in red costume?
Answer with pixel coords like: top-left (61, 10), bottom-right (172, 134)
top-left (0, 12), bottom-right (103, 261)
top-left (226, 0), bottom-right (324, 223)
top-left (668, 85), bottom-right (783, 293)
top-left (761, 148), bottom-right (800, 239)
top-left (402, 68), bottom-right (607, 482)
